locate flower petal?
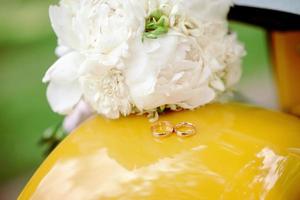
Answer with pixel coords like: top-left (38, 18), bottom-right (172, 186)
top-left (47, 81), bottom-right (82, 115)
top-left (181, 0), bottom-right (233, 22)
top-left (179, 87), bottom-right (216, 109)
top-left (43, 52), bottom-right (84, 83)
top-left (55, 42), bottom-right (72, 57)
top-left (49, 5), bottom-right (81, 50)
top-left (63, 101), bottom-right (93, 132)
top-left (125, 34), bottom-right (180, 109)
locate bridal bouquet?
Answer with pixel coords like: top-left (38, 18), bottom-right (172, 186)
top-left (43, 0), bottom-right (245, 133)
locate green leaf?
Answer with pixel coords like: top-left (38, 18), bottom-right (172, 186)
top-left (149, 9), bottom-right (164, 21)
top-left (143, 9), bottom-right (169, 41)
top-left (39, 121), bottom-right (68, 156)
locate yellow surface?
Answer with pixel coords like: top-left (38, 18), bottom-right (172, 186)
top-left (271, 31), bottom-right (300, 117)
top-left (19, 103), bottom-right (300, 200)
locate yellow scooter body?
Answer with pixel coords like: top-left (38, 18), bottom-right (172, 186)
top-left (19, 103), bottom-right (300, 200)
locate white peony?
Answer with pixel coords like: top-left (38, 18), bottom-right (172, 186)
top-left (80, 65), bottom-right (132, 119)
top-left (124, 0), bottom-right (245, 111)
top-left (44, 0), bottom-right (245, 121)
top-left (125, 32), bottom-right (214, 110)
top-left (143, 0), bottom-right (232, 37)
top-left (44, 0), bottom-right (145, 118)
top-left (49, 0), bottom-right (145, 65)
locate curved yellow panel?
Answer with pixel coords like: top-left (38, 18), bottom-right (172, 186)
top-left (19, 103), bottom-right (300, 200)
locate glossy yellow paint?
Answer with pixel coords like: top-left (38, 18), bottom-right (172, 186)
top-left (19, 103), bottom-right (300, 200)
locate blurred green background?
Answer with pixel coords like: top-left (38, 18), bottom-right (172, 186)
top-left (0, 0), bottom-right (61, 189)
top-left (0, 0), bottom-right (275, 198)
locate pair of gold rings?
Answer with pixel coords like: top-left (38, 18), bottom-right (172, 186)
top-left (151, 121), bottom-right (197, 138)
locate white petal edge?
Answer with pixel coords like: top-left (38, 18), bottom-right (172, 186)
top-left (43, 52), bottom-right (84, 83)
top-left (49, 5), bottom-right (80, 50)
top-left (46, 81), bottom-right (82, 115)
top-left (179, 87), bottom-right (216, 109)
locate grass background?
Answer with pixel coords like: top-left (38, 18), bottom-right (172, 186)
top-left (0, 0), bottom-right (272, 186)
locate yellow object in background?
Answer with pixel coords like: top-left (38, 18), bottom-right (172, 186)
top-left (19, 103), bottom-right (300, 200)
top-left (271, 31), bottom-right (300, 117)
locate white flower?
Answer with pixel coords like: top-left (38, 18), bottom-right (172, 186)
top-left (44, 52), bottom-right (85, 115)
top-left (49, 0), bottom-right (145, 66)
top-left (125, 32), bottom-right (215, 110)
top-left (80, 66), bottom-right (132, 119)
top-left (44, 0), bottom-right (245, 121)
top-left (145, 0), bottom-right (232, 35)
top-left (44, 0), bottom-right (145, 117)
top-left (44, 51), bottom-right (132, 118)
top-left (124, 0), bottom-right (245, 111)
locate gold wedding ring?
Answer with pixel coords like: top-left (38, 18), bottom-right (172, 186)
top-left (174, 122), bottom-right (196, 138)
top-left (151, 121), bottom-right (174, 138)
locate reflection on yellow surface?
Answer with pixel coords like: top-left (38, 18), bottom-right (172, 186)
top-left (19, 103), bottom-right (300, 200)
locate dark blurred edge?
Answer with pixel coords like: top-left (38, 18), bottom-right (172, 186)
top-left (229, 5), bottom-right (300, 31)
